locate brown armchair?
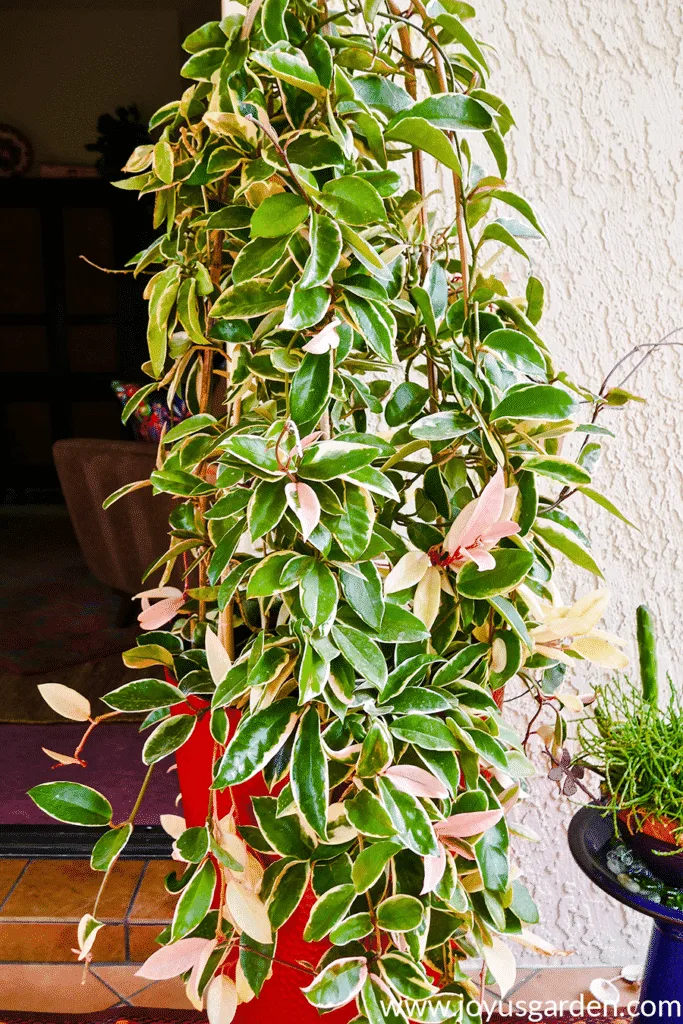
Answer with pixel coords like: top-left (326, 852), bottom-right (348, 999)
top-left (53, 439), bottom-right (174, 605)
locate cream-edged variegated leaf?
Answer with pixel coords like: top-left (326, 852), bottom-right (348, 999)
top-left (205, 626), bottom-right (232, 687)
top-left (76, 914), bottom-right (104, 960)
top-left (136, 937), bottom-right (215, 980)
top-left (206, 973), bottom-right (238, 1024)
top-left (160, 814), bottom-right (186, 840)
top-left (508, 929), bottom-right (573, 957)
top-left (483, 935), bottom-right (516, 997)
top-left (413, 565), bottom-right (441, 629)
top-left (225, 879), bottom-right (272, 944)
top-left (235, 959), bottom-right (256, 1003)
top-left (42, 748), bottom-right (82, 766)
top-left (38, 683), bottom-right (91, 722)
top-left (285, 481), bottom-right (321, 542)
top-left (384, 550), bottom-right (429, 594)
top-left (186, 937), bottom-right (218, 1009)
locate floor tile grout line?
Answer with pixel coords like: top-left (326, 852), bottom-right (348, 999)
top-left (124, 860), bottom-right (149, 962)
top-left (125, 860), bottom-right (149, 922)
top-left (89, 967), bottom-right (134, 1008)
top-left (0, 858), bottom-right (32, 912)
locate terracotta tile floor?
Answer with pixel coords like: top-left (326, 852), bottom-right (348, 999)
top-left (0, 856), bottom-right (642, 1012)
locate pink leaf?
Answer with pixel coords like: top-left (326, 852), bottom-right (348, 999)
top-left (285, 481), bottom-right (321, 542)
top-left (421, 842), bottom-right (447, 894)
top-left (187, 937), bottom-right (218, 1009)
top-left (435, 808), bottom-right (504, 839)
top-left (138, 594), bottom-right (184, 629)
top-left (384, 764), bottom-right (448, 800)
top-left (136, 937), bottom-right (214, 980)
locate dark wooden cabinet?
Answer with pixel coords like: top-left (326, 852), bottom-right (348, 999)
top-left (0, 178), bottom-right (153, 501)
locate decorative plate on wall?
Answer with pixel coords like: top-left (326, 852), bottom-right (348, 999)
top-left (0, 123), bottom-right (33, 177)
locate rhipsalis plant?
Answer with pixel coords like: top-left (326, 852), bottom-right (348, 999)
top-left (30, 0), bottom-right (641, 1018)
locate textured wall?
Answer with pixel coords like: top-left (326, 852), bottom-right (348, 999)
top-left (447, 0), bottom-right (683, 966)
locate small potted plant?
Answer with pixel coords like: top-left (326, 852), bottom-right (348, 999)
top-left (578, 605), bottom-right (683, 886)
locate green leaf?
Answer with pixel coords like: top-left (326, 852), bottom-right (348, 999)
top-left (143, 714), bottom-right (196, 764)
top-left (409, 410), bottom-right (475, 440)
top-left (330, 912), bottom-right (373, 945)
top-left (210, 279), bottom-right (289, 319)
top-left (479, 221), bottom-right (528, 259)
top-left (251, 45), bottom-right (326, 99)
top-left (475, 817), bottom-right (509, 892)
top-left (334, 483), bottom-right (374, 560)
top-left (526, 275), bottom-right (544, 324)
top-left (248, 646), bottom-right (290, 688)
top-left (352, 75), bottom-right (414, 116)
top-left (28, 782), bottom-right (112, 827)
top-left (282, 283), bottom-right (330, 331)
top-left (303, 957), bottom-right (367, 1010)
top-left (153, 140), bottom-right (174, 184)
top-left (357, 720), bottom-right (393, 777)
top-left (268, 861), bottom-right (309, 930)
top-left (304, 884), bottom-right (357, 942)
top-left (300, 212), bottom-right (343, 288)
top-left (319, 175), bottom-right (386, 226)
top-left (345, 295), bottom-right (394, 362)
top-left (183, 20), bottom-right (225, 52)
top-left (181, 47), bottom-right (225, 81)
top-left (340, 562), bottom-right (384, 630)
top-left (385, 117), bottom-right (461, 175)
top-left (331, 623), bottom-right (387, 690)
top-left (375, 604), bottom-right (430, 644)
top-left (377, 895), bottom-right (424, 932)
top-left (291, 706), bottom-right (328, 838)
top-left (489, 189), bottom-right (546, 237)
top-left (346, 789), bottom-right (396, 838)
top-left (457, 549), bottom-right (534, 599)
top-left (290, 350), bottom-right (333, 426)
top-left (287, 132), bottom-right (344, 169)
top-left (386, 382), bottom-right (430, 427)
top-left (102, 678), bottom-right (181, 712)
top-left (578, 485), bottom-right (636, 527)
top-left (240, 934), bottom-right (276, 997)
top-left (391, 93), bottom-right (492, 131)
top-left (352, 840), bottom-right (401, 893)
top-left (252, 796), bottom-right (313, 858)
top-left (221, 434), bottom-right (281, 476)
top-left (299, 441), bottom-right (377, 481)
top-left (488, 595), bottom-right (532, 651)
top-left (248, 478), bottom-right (287, 541)
top-left (376, 777), bottom-right (438, 856)
top-left (483, 329), bottom-right (546, 378)
top-left (380, 953), bottom-right (437, 1000)
top-left (300, 561), bottom-right (338, 628)
top-left (122, 643), bottom-right (174, 669)
top-left (232, 236), bottom-right (290, 284)
top-left (146, 266), bottom-right (179, 379)
top-left (208, 518), bottom-right (245, 585)
top-left (390, 715), bottom-right (458, 751)
top-left (247, 551), bottom-right (297, 597)
top-left (176, 826), bottom-right (210, 864)
top-left (206, 490), bottom-right (251, 520)
top-left (524, 455), bottom-right (591, 485)
top-left (251, 193), bottom-right (309, 238)
top-left (90, 824), bottom-right (132, 871)
top-left (533, 521), bottom-right (603, 577)
top-left (171, 859), bottom-right (216, 939)
top-left (213, 698), bottom-right (299, 787)
top-left (491, 385), bottom-right (577, 422)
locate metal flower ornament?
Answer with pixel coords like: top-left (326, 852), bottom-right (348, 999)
top-left (27, 0), bottom-right (644, 1019)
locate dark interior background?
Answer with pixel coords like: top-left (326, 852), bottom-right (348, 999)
top-left (0, 0), bottom-right (216, 502)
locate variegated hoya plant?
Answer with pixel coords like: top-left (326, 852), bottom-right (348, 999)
top-left (30, 0), bottom-right (637, 1019)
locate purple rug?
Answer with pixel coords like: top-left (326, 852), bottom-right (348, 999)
top-left (0, 723), bottom-right (179, 825)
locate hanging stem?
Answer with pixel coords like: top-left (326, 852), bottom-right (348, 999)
top-left (387, 0), bottom-right (439, 411)
top-left (411, 0), bottom-right (470, 313)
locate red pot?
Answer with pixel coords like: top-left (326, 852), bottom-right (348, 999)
top-left (171, 686), bottom-right (355, 1021)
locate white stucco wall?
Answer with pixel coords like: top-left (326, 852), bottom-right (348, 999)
top-left (457, 0), bottom-right (683, 966)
